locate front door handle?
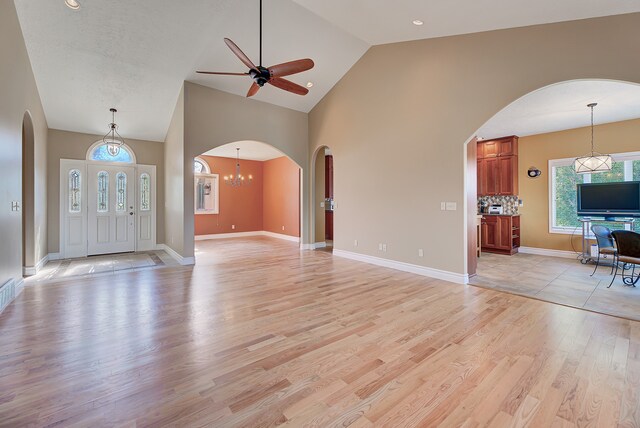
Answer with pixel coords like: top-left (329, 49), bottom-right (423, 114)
top-left (129, 212), bottom-right (134, 216)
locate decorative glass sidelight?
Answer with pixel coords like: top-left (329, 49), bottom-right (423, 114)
top-left (140, 173), bottom-right (150, 211)
top-left (116, 172), bottom-right (127, 212)
top-left (69, 169), bottom-right (81, 213)
top-left (97, 171), bottom-right (109, 212)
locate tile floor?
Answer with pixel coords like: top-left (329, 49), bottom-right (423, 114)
top-left (27, 250), bottom-right (178, 283)
top-left (471, 251), bottom-right (640, 321)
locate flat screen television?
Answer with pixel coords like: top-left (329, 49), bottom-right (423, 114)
top-left (577, 181), bottom-right (640, 219)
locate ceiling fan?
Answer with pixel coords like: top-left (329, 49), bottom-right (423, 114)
top-left (196, 0), bottom-right (314, 97)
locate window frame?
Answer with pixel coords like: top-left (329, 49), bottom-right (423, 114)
top-left (549, 151), bottom-right (640, 234)
top-left (194, 173), bottom-right (219, 215)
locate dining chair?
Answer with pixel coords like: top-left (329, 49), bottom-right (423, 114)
top-left (609, 230), bottom-right (640, 288)
top-left (590, 225), bottom-right (617, 276)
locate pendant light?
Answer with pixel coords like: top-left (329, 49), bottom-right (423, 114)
top-left (574, 103), bottom-right (612, 174)
top-left (224, 148), bottom-right (253, 187)
top-left (102, 108), bottom-right (126, 157)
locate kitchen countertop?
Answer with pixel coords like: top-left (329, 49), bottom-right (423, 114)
top-left (478, 213), bottom-right (520, 216)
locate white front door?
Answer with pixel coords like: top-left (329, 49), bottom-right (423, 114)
top-left (87, 164), bottom-right (136, 255)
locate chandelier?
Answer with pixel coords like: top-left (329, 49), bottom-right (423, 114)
top-left (574, 103), bottom-right (612, 174)
top-left (102, 108), bottom-right (126, 157)
top-left (224, 148), bottom-right (253, 187)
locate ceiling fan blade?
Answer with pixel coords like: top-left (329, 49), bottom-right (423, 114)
top-left (247, 82), bottom-right (260, 97)
top-left (224, 38), bottom-right (256, 70)
top-left (268, 77), bottom-right (309, 96)
top-left (196, 71), bottom-right (249, 76)
top-left (268, 59), bottom-right (314, 78)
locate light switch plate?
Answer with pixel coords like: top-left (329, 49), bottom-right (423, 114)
top-left (440, 202), bottom-right (446, 211)
top-left (445, 202), bottom-right (457, 211)
top-left (320, 201), bottom-right (325, 208)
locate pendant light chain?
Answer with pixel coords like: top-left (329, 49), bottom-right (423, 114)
top-left (590, 103), bottom-right (595, 154)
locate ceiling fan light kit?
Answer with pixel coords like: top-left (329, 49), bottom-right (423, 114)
top-left (196, 0), bottom-right (314, 98)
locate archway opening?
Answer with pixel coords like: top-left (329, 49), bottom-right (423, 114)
top-left (465, 79), bottom-right (640, 318)
top-left (192, 140), bottom-right (303, 261)
top-left (311, 146), bottom-right (334, 252)
top-left (22, 111), bottom-right (35, 275)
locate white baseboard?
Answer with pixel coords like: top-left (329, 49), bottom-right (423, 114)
top-left (518, 246), bottom-right (577, 259)
top-left (16, 279), bottom-right (24, 296)
top-left (312, 242), bottom-right (327, 249)
top-left (333, 249), bottom-right (469, 284)
top-left (261, 231), bottom-right (300, 243)
top-left (299, 243), bottom-right (314, 250)
top-left (23, 254), bottom-right (50, 276)
top-left (48, 252), bottom-right (62, 261)
top-left (158, 244), bottom-right (195, 266)
top-left (195, 230), bottom-right (300, 243)
top-left (195, 231), bottom-right (262, 240)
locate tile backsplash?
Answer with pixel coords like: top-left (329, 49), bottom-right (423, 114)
top-left (478, 195), bottom-right (519, 215)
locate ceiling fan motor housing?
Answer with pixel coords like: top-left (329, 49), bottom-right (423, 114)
top-left (250, 67), bottom-right (271, 87)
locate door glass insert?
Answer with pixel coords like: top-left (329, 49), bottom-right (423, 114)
top-left (69, 169), bottom-right (81, 213)
top-left (97, 171), bottom-right (109, 212)
top-left (140, 173), bottom-right (150, 211)
top-left (116, 172), bottom-right (127, 212)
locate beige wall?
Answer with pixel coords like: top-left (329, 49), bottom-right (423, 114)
top-left (314, 147), bottom-right (326, 243)
top-left (180, 82), bottom-right (308, 258)
top-left (164, 86), bottom-right (185, 255)
top-left (309, 13), bottom-right (640, 277)
top-left (519, 117), bottom-right (640, 252)
top-left (0, 1), bottom-right (48, 284)
top-left (47, 129), bottom-right (165, 253)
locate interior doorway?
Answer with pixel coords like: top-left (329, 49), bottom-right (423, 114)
top-left (313, 146), bottom-right (334, 251)
top-left (192, 141), bottom-right (302, 253)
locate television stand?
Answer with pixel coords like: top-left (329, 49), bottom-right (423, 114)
top-left (579, 217), bottom-right (635, 264)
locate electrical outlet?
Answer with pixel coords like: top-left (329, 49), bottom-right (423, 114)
top-left (418, 249), bottom-right (424, 257)
top-left (378, 243), bottom-right (383, 251)
top-left (231, 224), bottom-right (235, 230)
top-left (282, 226), bottom-right (285, 231)
top-left (354, 239), bottom-right (358, 247)
top-left (440, 202), bottom-right (446, 211)
top-left (382, 244), bottom-right (387, 252)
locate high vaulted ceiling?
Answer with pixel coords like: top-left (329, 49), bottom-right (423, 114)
top-left (14, 1), bottom-right (640, 142)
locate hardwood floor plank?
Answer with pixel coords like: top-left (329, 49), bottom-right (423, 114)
top-left (0, 237), bottom-right (639, 426)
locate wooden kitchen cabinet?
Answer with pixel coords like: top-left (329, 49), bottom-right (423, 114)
top-left (480, 215), bottom-right (520, 255)
top-left (477, 136), bottom-right (518, 196)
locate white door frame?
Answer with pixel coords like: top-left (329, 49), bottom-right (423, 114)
top-left (59, 159), bottom-right (157, 259)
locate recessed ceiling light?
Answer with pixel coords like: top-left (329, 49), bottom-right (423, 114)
top-left (306, 82), bottom-right (314, 88)
top-left (65, 0), bottom-right (80, 10)
top-left (412, 19), bottom-right (424, 26)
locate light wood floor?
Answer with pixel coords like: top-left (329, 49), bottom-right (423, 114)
top-left (1, 237), bottom-right (640, 427)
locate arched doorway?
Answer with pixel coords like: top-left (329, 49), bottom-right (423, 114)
top-left (311, 146), bottom-right (334, 251)
top-left (191, 141), bottom-right (303, 261)
top-left (22, 111), bottom-right (35, 275)
top-left (465, 79), bottom-right (640, 278)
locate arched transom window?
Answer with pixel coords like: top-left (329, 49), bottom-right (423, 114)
top-left (194, 157), bottom-right (210, 174)
top-left (87, 141), bottom-right (136, 163)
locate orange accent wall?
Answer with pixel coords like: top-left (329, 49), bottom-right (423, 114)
top-left (263, 157), bottom-right (300, 237)
top-left (194, 155), bottom-right (263, 235)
